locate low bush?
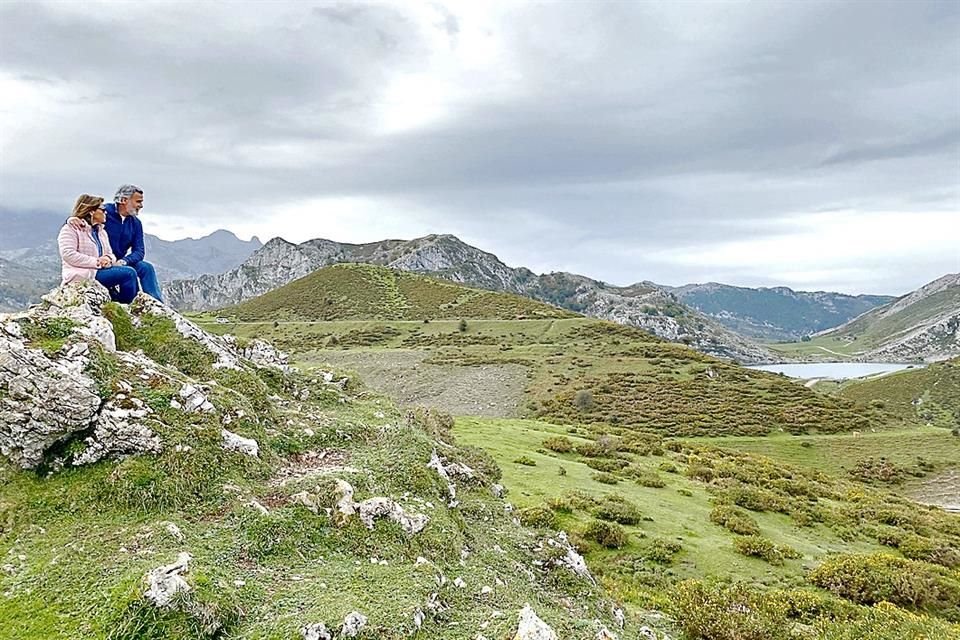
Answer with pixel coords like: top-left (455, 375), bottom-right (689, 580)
top-left (640, 537), bottom-right (682, 565)
top-left (591, 472), bottom-right (619, 485)
top-left (584, 458), bottom-right (629, 473)
top-left (809, 553), bottom-right (960, 614)
top-left (582, 519), bottom-right (628, 548)
top-left (733, 536), bottom-right (799, 565)
top-left (518, 506), bottom-right (557, 529)
top-left (542, 436), bottom-right (575, 453)
top-left (634, 471), bottom-right (667, 488)
top-left (592, 494), bottom-right (643, 525)
top-left (710, 505), bottom-right (761, 536)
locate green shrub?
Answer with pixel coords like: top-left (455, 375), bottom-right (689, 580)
top-left (669, 580), bottom-right (791, 640)
top-left (849, 457), bottom-right (908, 484)
top-left (640, 537), bottom-right (682, 565)
top-left (582, 519), bottom-right (628, 548)
top-left (585, 458), bottom-right (629, 473)
top-left (710, 505), bottom-right (761, 536)
top-left (634, 471), bottom-right (666, 488)
top-left (574, 389), bottom-right (595, 411)
top-left (591, 472), bottom-right (619, 485)
top-left (542, 436), bottom-right (575, 453)
top-left (592, 494), bottom-right (643, 525)
top-left (809, 553), bottom-right (960, 613)
top-left (518, 506), bottom-right (557, 529)
top-left (514, 456), bottom-right (537, 467)
top-left (658, 461), bottom-right (678, 473)
top-left (815, 602), bottom-right (960, 640)
top-left (733, 536), bottom-right (799, 565)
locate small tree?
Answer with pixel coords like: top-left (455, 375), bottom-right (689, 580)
top-left (458, 319), bottom-right (468, 332)
top-left (574, 389), bottom-right (595, 412)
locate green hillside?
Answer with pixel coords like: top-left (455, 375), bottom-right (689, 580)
top-left (197, 316), bottom-right (907, 438)
top-left (815, 277), bottom-right (959, 353)
top-left (220, 263), bottom-right (576, 322)
top-left (839, 357), bottom-right (960, 428)
top-left (1, 288), bottom-right (624, 639)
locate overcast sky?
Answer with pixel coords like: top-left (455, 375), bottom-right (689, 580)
top-left (1, 0), bottom-right (958, 295)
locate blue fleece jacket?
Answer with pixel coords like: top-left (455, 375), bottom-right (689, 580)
top-left (102, 202), bottom-right (146, 266)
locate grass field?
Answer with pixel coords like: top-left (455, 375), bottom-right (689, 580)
top-left (703, 427), bottom-right (960, 478)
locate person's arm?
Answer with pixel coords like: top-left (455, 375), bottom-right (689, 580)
top-left (57, 225), bottom-right (98, 269)
top-left (66, 217), bottom-right (86, 230)
top-left (121, 218), bottom-right (146, 266)
top-left (100, 229), bottom-right (118, 264)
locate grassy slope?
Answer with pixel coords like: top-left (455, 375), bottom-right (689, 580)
top-left (768, 286), bottom-right (959, 358)
top-left (826, 288), bottom-right (958, 349)
top-left (194, 317), bottom-right (904, 438)
top-left (0, 307), bottom-right (622, 639)
top-left (219, 263), bottom-right (576, 322)
top-left (182, 311), bottom-right (960, 637)
top-left (838, 357), bottom-right (960, 428)
top-left (451, 417), bottom-right (960, 635)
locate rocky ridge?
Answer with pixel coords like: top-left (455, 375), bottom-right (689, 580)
top-left (668, 282), bottom-right (894, 342)
top-left (0, 281), bottom-right (655, 638)
top-left (166, 234), bottom-right (775, 364)
top-left (818, 273), bottom-right (960, 362)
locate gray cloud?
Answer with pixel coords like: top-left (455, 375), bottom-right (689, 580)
top-left (0, 0), bottom-right (957, 294)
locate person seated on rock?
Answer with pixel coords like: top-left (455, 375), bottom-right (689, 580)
top-left (58, 194), bottom-right (139, 303)
top-left (66, 184), bottom-right (162, 302)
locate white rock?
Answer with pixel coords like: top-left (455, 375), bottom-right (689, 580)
top-left (341, 611), bottom-right (368, 637)
top-left (638, 627), bottom-right (658, 640)
top-left (453, 576), bottom-right (466, 588)
top-left (514, 605), bottom-right (558, 640)
top-left (300, 622), bottom-right (332, 640)
top-left (357, 497), bottom-right (429, 534)
top-left (164, 522), bottom-right (185, 542)
top-left (221, 429), bottom-right (259, 457)
top-left (144, 552), bottom-right (192, 607)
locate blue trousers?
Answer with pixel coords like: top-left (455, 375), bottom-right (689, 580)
top-left (96, 266), bottom-right (139, 303)
top-left (133, 260), bottom-right (163, 302)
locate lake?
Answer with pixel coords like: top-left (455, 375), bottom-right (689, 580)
top-left (748, 362), bottom-right (920, 379)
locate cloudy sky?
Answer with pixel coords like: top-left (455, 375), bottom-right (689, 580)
top-left (1, 0), bottom-right (958, 295)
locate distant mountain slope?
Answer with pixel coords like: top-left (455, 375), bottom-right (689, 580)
top-left (669, 282), bottom-right (894, 342)
top-left (0, 210), bottom-right (261, 308)
top-left (167, 234), bottom-right (776, 363)
top-left (818, 273), bottom-right (960, 361)
top-left (224, 263), bottom-right (576, 321)
top-left (840, 356), bottom-right (960, 428)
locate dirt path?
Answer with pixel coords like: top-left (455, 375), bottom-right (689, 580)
top-left (304, 349), bottom-right (530, 418)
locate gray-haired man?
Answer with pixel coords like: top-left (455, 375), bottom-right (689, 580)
top-left (68, 184), bottom-right (162, 301)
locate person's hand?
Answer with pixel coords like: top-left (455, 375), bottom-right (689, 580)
top-left (115, 259), bottom-right (127, 267)
top-left (97, 256), bottom-right (112, 268)
top-left (67, 217), bottom-right (86, 230)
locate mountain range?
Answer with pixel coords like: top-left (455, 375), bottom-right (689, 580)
top-left (162, 234), bottom-right (798, 363)
top-left (668, 283), bottom-right (895, 342)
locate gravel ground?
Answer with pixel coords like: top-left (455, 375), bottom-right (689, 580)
top-left (306, 349), bottom-right (530, 418)
top-left (906, 468), bottom-right (960, 513)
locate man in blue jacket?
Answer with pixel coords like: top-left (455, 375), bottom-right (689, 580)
top-left (67, 184), bottom-right (163, 301)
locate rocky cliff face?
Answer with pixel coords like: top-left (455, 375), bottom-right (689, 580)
top-left (166, 235), bottom-right (776, 363)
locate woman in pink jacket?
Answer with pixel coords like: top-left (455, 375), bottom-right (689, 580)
top-left (58, 194), bottom-right (139, 303)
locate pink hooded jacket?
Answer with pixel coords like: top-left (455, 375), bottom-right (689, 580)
top-left (58, 223), bottom-right (117, 284)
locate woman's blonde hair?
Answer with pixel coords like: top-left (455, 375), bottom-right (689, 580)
top-left (71, 194), bottom-right (105, 222)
